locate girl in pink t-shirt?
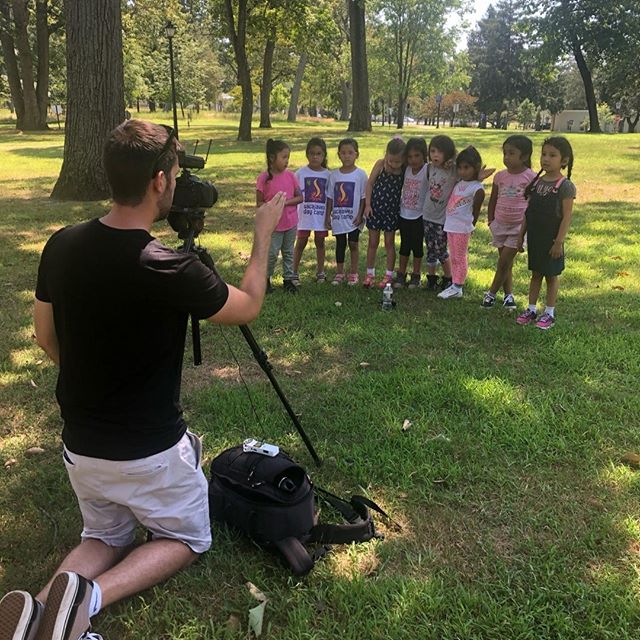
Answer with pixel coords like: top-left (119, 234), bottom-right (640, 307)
top-left (256, 139), bottom-right (302, 293)
top-left (482, 135), bottom-right (536, 309)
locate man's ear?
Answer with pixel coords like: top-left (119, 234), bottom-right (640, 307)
top-left (151, 170), bottom-right (167, 194)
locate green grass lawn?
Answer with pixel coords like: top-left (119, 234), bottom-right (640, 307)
top-left (1, 110), bottom-right (640, 639)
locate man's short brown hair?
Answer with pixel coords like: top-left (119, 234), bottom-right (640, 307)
top-left (103, 120), bottom-right (180, 206)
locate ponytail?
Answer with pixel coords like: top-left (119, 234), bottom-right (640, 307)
top-left (524, 168), bottom-right (544, 199)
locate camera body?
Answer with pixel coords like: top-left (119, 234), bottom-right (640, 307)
top-left (168, 150), bottom-right (218, 239)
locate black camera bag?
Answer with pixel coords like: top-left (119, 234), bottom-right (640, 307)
top-left (208, 445), bottom-right (389, 575)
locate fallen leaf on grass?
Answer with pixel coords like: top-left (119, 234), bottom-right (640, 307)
top-left (616, 271), bottom-right (629, 277)
top-left (4, 458), bottom-right (17, 469)
top-left (621, 453), bottom-right (640, 469)
top-left (402, 419), bottom-right (412, 432)
top-left (248, 601), bottom-right (266, 637)
top-left (246, 582), bottom-right (267, 637)
top-left (610, 255), bottom-right (622, 260)
top-left (246, 581), bottom-right (267, 603)
top-left (359, 362), bottom-right (370, 368)
top-left (29, 379), bottom-right (37, 388)
top-left (25, 447), bottom-right (45, 456)
top-left (334, 301), bottom-right (342, 307)
top-left (612, 285), bottom-right (625, 291)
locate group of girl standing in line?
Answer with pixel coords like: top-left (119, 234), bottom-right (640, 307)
top-left (256, 132), bottom-right (575, 329)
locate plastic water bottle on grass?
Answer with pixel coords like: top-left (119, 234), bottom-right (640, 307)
top-left (382, 282), bottom-right (394, 311)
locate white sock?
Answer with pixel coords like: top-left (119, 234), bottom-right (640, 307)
top-left (88, 581), bottom-right (102, 617)
top-left (528, 304), bottom-right (537, 313)
top-left (544, 306), bottom-right (555, 317)
top-left (367, 268), bottom-right (375, 276)
top-left (385, 270), bottom-right (393, 277)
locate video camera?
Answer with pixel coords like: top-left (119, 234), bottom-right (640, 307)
top-left (168, 147), bottom-right (218, 240)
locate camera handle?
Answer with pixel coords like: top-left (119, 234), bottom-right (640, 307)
top-left (180, 230), bottom-right (322, 467)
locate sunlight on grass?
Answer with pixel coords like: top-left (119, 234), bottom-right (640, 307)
top-left (1, 116), bottom-right (640, 638)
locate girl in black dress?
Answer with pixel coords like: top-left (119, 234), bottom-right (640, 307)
top-left (516, 137), bottom-right (576, 330)
top-left (362, 138), bottom-right (406, 288)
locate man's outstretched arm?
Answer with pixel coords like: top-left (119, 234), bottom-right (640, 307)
top-left (208, 191), bottom-right (285, 326)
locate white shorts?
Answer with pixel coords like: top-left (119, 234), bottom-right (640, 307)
top-left (63, 431), bottom-right (211, 554)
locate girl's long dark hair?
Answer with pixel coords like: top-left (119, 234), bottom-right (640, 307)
top-left (456, 145), bottom-right (482, 180)
top-left (524, 136), bottom-right (574, 198)
top-left (306, 137), bottom-right (328, 168)
top-left (405, 137), bottom-right (428, 162)
top-left (266, 138), bottom-right (289, 181)
top-left (504, 135), bottom-right (533, 168)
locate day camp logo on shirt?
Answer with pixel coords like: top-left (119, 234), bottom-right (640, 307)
top-left (334, 181), bottom-right (355, 208)
top-left (305, 177), bottom-right (327, 203)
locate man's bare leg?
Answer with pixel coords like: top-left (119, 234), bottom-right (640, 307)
top-left (36, 538), bottom-right (196, 609)
top-left (36, 539), bottom-right (130, 603)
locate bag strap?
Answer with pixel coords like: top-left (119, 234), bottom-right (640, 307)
top-left (308, 487), bottom-right (401, 544)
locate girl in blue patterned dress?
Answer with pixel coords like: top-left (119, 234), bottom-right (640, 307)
top-left (362, 137), bottom-right (406, 288)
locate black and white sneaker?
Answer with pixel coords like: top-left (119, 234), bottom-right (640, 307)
top-left (0, 590), bottom-right (42, 640)
top-left (502, 294), bottom-right (517, 310)
top-left (481, 292), bottom-right (496, 308)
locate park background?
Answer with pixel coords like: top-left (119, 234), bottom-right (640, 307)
top-left (1, 1), bottom-right (640, 638)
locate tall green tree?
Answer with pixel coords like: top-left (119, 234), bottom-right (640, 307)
top-left (468, 0), bottom-right (537, 128)
top-left (371, 0), bottom-right (460, 128)
top-left (525, 0), bottom-right (640, 133)
top-left (0, 0), bottom-right (63, 130)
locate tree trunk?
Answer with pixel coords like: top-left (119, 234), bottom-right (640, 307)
top-left (259, 32), bottom-right (275, 129)
top-left (347, 0), bottom-right (371, 132)
top-left (0, 0), bottom-right (49, 130)
top-left (149, 98), bottom-right (156, 112)
top-left (51, 0), bottom-right (124, 200)
top-left (572, 37), bottom-right (600, 133)
top-left (287, 52), bottom-right (306, 123)
top-left (224, 0), bottom-right (252, 141)
top-left (396, 93), bottom-right (405, 129)
top-left (339, 80), bottom-right (350, 121)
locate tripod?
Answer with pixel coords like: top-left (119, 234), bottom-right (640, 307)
top-left (180, 226), bottom-right (322, 467)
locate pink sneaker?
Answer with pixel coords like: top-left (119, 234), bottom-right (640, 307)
top-left (363, 274), bottom-right (375, 288)
top-left (516, 309), bottom-right (537, 325)
top-left (331, 273), bottom-right (345, 286)
top-left (535, 312), bottom-right (556, 330)
top-left (347, 273), bottom-right (359, 286)
top-left (377, 274), bottom-right (393, 289)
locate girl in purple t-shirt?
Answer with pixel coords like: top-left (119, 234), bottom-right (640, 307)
top-left (482, 136), bottom-right (536, 310)
top-left (256, 139), bottom-right (302, 293)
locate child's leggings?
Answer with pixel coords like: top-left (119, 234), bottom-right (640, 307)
top-left (447, 231), bottom-right (471, 285)
top-left (335, 229), bottom-right (361, 263)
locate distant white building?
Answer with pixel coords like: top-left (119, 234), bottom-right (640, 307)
top-left (552, 109), bottom-right (630, 133)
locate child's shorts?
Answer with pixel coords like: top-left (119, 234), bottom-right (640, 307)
top-left (490, 219), bottom-right (522, 250)
top-left (297, 229), bottom-right (329, 240)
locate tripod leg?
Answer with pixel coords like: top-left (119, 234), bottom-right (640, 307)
top-left (239, 325), bottom-right (322, 466)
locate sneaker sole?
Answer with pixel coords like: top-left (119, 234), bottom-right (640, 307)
top-left (35, 573), bottom-right (88, 640)
top-left (0, 591), bottom-right (37, 640)
top-left (536, 323), bottom-right (555, 330)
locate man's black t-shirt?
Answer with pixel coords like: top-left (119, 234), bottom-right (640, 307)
top-left (35, 219), bottom-right (229, 460)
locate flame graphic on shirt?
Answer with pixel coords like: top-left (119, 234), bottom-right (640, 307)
top-left (337, 183), bottom-right (348, 205)
top-left (312, 179), bottom-right (321, 199)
